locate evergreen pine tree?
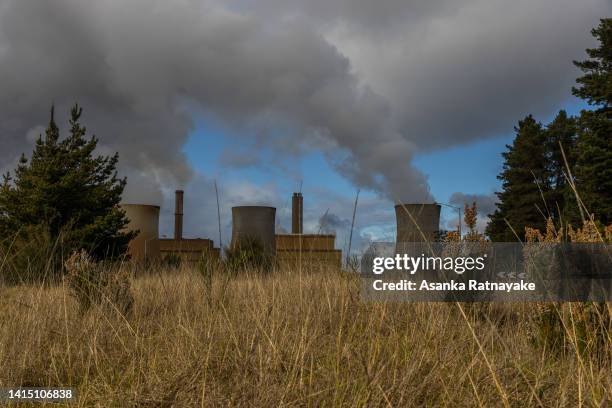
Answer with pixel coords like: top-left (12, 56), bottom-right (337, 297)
top-left (544, 110), bottom-right (578, 222)
top-left (486, 115), bottom-right (551, 241)
top-left (571, 18), bottom-right (612, 225)
top-left (0, 104), bottom-right (135, 262)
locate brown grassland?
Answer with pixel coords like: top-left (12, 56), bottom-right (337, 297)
top-left (0, 261), bottom-right (610, 407)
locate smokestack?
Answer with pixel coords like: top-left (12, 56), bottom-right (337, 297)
top-left (174, 190), bottom-right (184, 240)
top-left (292, 192), bottom-right (303, 234)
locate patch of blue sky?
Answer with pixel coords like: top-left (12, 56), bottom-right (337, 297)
top-left (182, 97), bottom-right (589, 230)
top-left (414, 97), bottom-right (589, 205)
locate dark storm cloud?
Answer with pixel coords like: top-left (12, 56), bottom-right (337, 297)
top-left (1, 0), bottom-right (609, 208)
top-left (0, 0), bottom-right (431, 202)
top-left (230, 0), bottom-right (460, 31)
top-left (0, 0), bottom-right (194, 203)
top-left (234, 0), bottom-right (610, 150)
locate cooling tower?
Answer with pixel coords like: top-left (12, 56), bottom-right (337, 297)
top-left (395, 203), bottom-right (441, 243)
top-left (120, 204), bottom-right (160, 261)
top-left (231, 206), bottom-right (276, 256)
top-left (291, 192), bottom-right (303, 234)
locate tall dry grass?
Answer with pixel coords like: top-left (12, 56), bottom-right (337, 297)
top-left (0, 263), bottom-right (610, 407)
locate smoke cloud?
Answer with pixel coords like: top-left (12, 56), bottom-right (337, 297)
top-left (447, 192), bottom-right (498, 233)
top-left (0, 0), bottom-right (430, 202)
top-left (318, 212), bottom-right (351, 235)
top-left (0, 0), bottom-right (609, 205)
top-left (449, 192), bottom-right (497, 217)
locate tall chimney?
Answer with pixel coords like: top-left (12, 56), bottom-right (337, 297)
top-left (174, 190), bottom-right (184, 240)
top-left (292, 192), bottom-right (303, 234)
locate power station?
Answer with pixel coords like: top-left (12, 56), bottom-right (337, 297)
top-left (121, 190), bottom-right (441, 267)
top-left (121, 192), bottom-right (219, 263)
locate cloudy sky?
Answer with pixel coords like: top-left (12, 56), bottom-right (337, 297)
top-left (1, 0), bottom-right (609, 252)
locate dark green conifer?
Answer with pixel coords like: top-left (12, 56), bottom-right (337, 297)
top-left (0, 104), bottom-right (134, 263)
top-left (486, 116), bottom-right (551, 241)
top-left (571, 18), bottom-right (612, 224)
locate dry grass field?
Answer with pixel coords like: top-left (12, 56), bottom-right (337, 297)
top-left (0, 265), bottom-right (610, 407)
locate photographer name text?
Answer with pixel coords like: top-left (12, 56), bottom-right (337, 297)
top-left (372, 279), bottom-right (536, 292)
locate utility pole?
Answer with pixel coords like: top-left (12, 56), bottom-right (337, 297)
top-left (214, 180), bottom-right (222, 249)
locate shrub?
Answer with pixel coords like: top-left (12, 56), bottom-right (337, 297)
top-left (224, 237), bottom-right (274, 273)
top-left (197, 251), bottom-right (216, 283)
top-left (162, 253), bottom-right (182, 269)
top-left (526, 218), bottom-right (611, 356)
top-left (64, 250), bottom-right (133, 315)
top-left (0, 225), bottom-right (66, 285)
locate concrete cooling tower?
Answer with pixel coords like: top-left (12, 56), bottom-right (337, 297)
top-left (231, 206), bottom-right (276, 256)
top-left (120, 204), bottom-right (160, 261)
top-left (395, 203), bottom-right (441, 243)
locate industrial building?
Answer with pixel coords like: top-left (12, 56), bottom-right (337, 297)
top-left (227, 193), bottom-right (342, 268)
top-left (159, 190), bottom-right (220, 263)
top-left (121, 187), bottom-right (439, 268)
top-left (275, 233), bottom-right (342, 267)
top-left (159, 238), bottom-right (219, 263)
top-left (121, 190), bottom-right (220, 263)
top-left (274, 192), bottom-right (342, 268)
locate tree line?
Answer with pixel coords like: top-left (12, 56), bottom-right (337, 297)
top-left (486, 18), bottom-right (612, 241)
